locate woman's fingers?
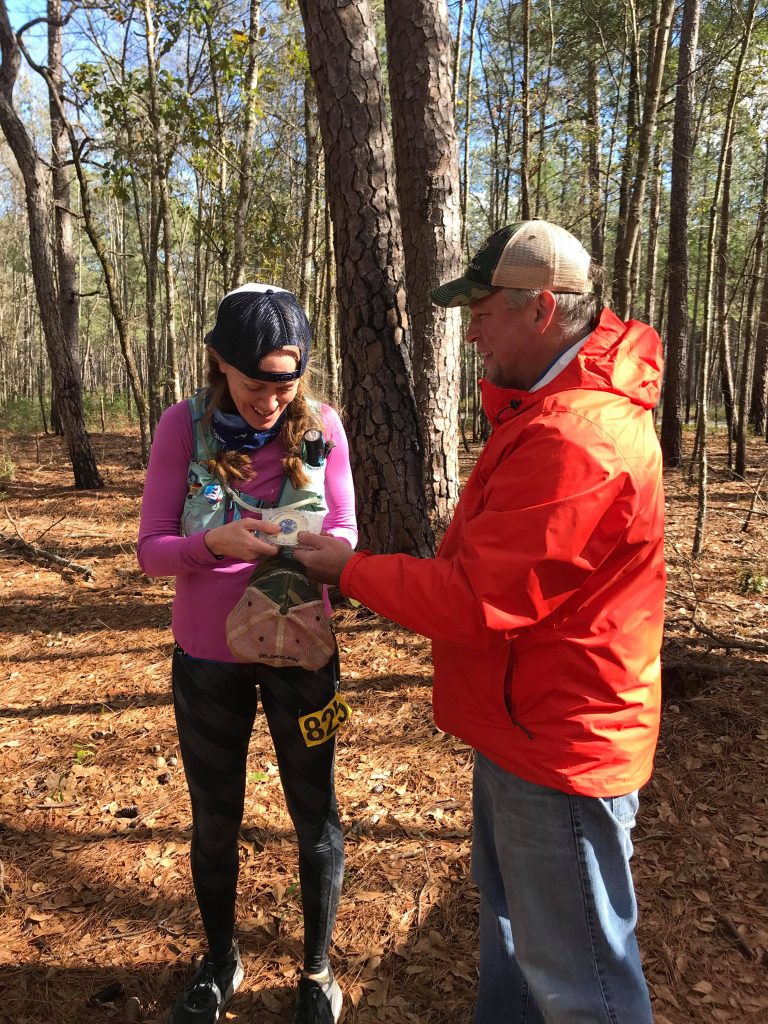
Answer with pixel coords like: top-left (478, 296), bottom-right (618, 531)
top-left (241, 517), bottom-right (282, 536)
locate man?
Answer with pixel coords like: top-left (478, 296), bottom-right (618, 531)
top-left (294, 220), bottom-right (665, 1024)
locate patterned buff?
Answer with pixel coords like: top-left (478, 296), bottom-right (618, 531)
top-left (211, 408), bottom-right (285, 452)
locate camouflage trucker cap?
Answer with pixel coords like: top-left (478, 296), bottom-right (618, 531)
top-left (431, 220), bottom-right (593, 307)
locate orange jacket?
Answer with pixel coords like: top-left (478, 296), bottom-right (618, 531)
top-left (341, 308), bottom-right (665, 797)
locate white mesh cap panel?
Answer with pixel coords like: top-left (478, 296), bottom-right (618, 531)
top-left (491, 222), bottom-right (592, 293)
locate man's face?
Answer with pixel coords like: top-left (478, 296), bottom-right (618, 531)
top-left (466, 290), bottom-right (545, 390)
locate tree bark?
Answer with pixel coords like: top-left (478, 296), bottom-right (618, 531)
top-left (519, 0), bottom-right (532, 220)
top-left (612, 7), bottom-right (640, 308)
top-left (231, 0), bottom-right (261, 289)
top-left (299, 79), bottom-right (320, 312)
top-left (47, 0), bottom-right (77, 369)
top-left (385, 0), bottom-right (462, 528)
top-left (298, 0), bottom-right (434, 556)
top-left (713, 0), bottom-right (757, 460)
top-left (613, 0), bottom-right (675, 319)
top-left (31, 28), bottom-right (150, 463)
top-left (0, 0), bottom-right (102, 488)
top-left (143, 0), bottom-right (181, 406)
top-left (748, 235), bottom-right (768, 436)
top-left (735, 138), bottom-right (768, 475)
top-left (643, 137), bottom-right (662, 324)
top-left (585, 58), bottom-right (604, 274)
top-left (661, 0), bottom-right (700, 468)
top-left (460, 0), bottom-right (478, 256)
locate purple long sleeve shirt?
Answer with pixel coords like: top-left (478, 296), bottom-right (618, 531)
top-left (137, 399), bottom-right (358, 662)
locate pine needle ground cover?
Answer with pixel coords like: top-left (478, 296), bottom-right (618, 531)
top-left (0, 430), bottom-right (766, 1024)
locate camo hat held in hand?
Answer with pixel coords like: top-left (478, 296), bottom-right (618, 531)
top-left (225, 556), bottom-right (335, 671)
top-left (205, 283), bottom-right (311, 381)
top-left (431, 220), bottom-right (593, 307)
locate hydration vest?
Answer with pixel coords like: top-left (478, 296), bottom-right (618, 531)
top-left (180, 389), bottom-right (329, 538)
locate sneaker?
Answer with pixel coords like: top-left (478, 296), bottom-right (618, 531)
top-left (292, 966), bottom-right (343, 1024)
top-left (166, 941), bottom-right (244, 1023)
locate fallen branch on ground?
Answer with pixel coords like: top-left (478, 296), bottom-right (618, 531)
top-left (0, 532), bottom-right (94, 579)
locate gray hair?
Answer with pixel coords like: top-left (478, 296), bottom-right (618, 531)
top-left (502, 264), bottom-right (602, 342)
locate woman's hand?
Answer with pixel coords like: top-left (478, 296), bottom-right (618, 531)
top-left (204, 517), bottom-right (282, 561)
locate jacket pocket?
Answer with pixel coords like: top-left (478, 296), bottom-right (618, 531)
top-left (503, 646), bottom-right (534, 740)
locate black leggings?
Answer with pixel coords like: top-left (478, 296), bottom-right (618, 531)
top-left (171, 646), bottom-right (344, 973)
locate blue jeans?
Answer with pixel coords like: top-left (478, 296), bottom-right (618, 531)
top-left (471, 753), bottom-right (653, 1024)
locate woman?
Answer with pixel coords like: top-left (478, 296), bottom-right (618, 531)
top-left (137, 284), bottom-right (356, 1024)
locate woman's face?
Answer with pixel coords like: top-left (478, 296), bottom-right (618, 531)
top-left (215, 348), bottom-right (301, 430)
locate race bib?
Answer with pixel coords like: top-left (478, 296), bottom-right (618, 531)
top-left (298, 694), bottom-right (351, 747)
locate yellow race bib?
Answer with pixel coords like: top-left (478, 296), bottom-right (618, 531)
top-left (298, 694), bottom-right (352, 747)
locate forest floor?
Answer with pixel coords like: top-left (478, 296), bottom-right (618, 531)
top-left (0, 426), bottom-right (766, 1024)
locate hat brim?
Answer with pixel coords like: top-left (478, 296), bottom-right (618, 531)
top-left (430, 276), bottom-right (499, 308)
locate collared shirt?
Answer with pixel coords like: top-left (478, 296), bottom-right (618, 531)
top-left (529, 333), bottom-right (592, 392)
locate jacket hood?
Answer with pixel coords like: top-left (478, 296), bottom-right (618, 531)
top-left (481, 307), bottom-right (663, 426)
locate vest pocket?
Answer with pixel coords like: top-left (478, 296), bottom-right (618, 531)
top-left (181, 463), bottom-right (227, 537)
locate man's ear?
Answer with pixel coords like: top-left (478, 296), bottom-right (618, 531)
top-left (532, 290), bottom-right (558, 334)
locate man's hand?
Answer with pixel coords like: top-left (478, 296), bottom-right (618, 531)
top-left (204, 517), bottom-right (282, 561)
top-left (293, 532), bottom-right (356, 585)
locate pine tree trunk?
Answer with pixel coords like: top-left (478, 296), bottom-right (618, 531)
top-left (661, 0), bottom-right (700, 468)
top-left (748, 239), bottom-right (768, 435)
top-left (643, 138), bottom-right (663, 324)
top-left (40, 45), bottom-right (150, 463)
top-left (519, 0), bottom-right (532, 220)
top-left (0, 0), bottom-right (102, 488)
top-left (612, 10), bottom-right (640, 308)
top-left (231, 0), bottom-right (261, 289)
top-left (130, 156), bottom-right (163, 434)
top-left (298, 0), bottom-right (434, 556)
top-left (322, 203), bottom-right (340, 407)
top-left (460, 0), bottom-right (479, 256)
top-left (586, 58), bottom-right (604, 275)
top-left (385, 0), bottom-right (462, 528)
top-left (713, 0), bottom-right (757, 460)
top-left (299, 80), bottom-right (320, 312)
top-left (143, 0), bottom-right (181, 407)
top-left (613, 0), bottom-right (675, 319)
top-left (205, 17), bottom-right (230, 287)
top-left (735, 139), bottom-right (768, 475)
top-left (48, 0), bottom-right (78, 372)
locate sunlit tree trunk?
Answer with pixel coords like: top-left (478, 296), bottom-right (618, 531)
top-left (44, 82), bottom-right (149, 463)
top-left (231, 0), bottom-right (261, 289)
top-left (735, 139), bottom-right (768, 475)
top-left (613, 0), bottom-right (675, 319)
top-left (299, 80), bottom-right (319, 313)
top-left (519, 0), bottom-right (532, 220)
top-left (662, 0), bottom-right (700, 468)
top-left (459, 0), bottom-right (478, 256)
top-left (320, 203), bottom-right (340, 406)
top-left (643, 138), bottom-right (662, 324)
top-left (33, 23), bottom-right (150, 461)
top-left (143, 0), bottom-right (181, 406)
top-left (586, 58), bottom-right (604, 276)
top-left (748, 239), bottom-right (768, 436)
top-left (713, 0), bottom-right (757, 462)
top-left (0, 0), bottom-right (102, 488)
top-left (130, 157), bottom-right (163, 434)
top-left (48, 0), bottom-right (77, 382)
top-left (612, 7), bottom-right (640, 308)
